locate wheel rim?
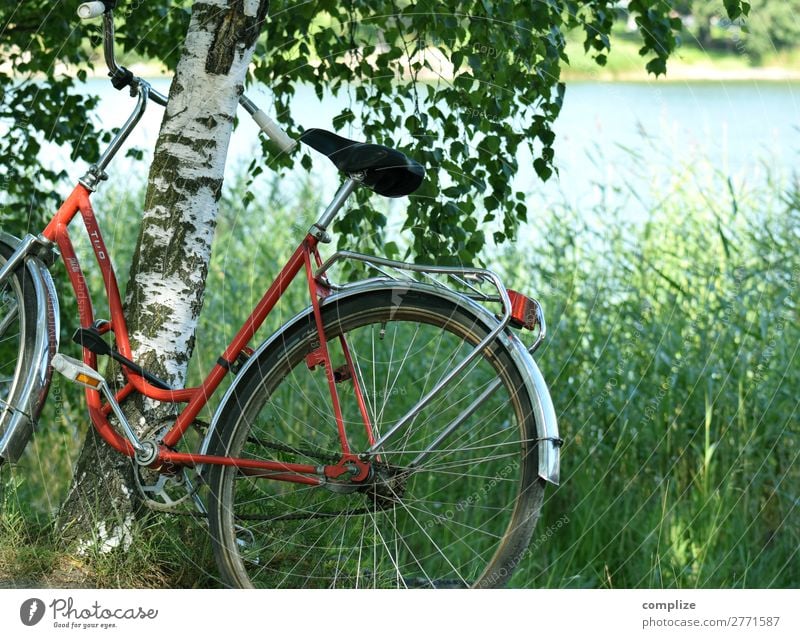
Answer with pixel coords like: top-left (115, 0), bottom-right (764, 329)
top-left (215, 301), bottom-right (538, 588)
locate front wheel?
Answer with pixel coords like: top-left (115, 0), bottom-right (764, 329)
top-left (207, 287), bottom-right (545, 588)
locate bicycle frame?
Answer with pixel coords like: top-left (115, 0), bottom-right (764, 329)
top-left (0, 7), bottom-right (560, 488)
top-left (1, 162), bottom-right (561, 487)
top-left (0, 89), bottom-right (563, 490)
top-left (38, 179), bottom-right (375, 487)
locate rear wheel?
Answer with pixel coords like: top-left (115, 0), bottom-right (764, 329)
top-left (0, 240), bottom-right (39, 460)
top-left (207, 287), bottom-right (545, 588)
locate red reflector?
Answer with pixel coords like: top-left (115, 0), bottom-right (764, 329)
top-left (507, 290), bottom-right (540, 330)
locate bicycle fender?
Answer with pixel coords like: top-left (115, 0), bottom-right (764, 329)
top-left (200, 280), bottom-right (560, 485)
top-left (0, 232), bottom-right (60, 464)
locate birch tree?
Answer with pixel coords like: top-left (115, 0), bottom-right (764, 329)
top-left (57, 0), bottom-right (270, 548)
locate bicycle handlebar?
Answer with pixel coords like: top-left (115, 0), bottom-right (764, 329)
top-left (77, 2), bottom-right (296, 152)
top-left (78, 3), bottom-right (168, 106)
top-left (77, 1), bottom-right (105, 19)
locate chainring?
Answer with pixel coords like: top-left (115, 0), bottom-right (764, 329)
top-left (133, 419), bottom-right (201, 512)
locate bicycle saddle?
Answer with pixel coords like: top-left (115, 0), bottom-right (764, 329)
top-left (299, 128), bottom-right (425, 198)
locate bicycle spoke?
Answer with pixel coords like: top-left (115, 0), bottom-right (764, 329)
top-left (0, 302), bottom-right (18, 336)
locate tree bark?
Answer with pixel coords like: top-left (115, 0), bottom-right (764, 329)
top-left (57, 0), bottom-right (269, 551)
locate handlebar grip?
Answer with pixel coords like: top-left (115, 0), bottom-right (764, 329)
top-left (77, 1), bottom-right (106, 19)
top-left (252, 110), bottom-right (297, 153)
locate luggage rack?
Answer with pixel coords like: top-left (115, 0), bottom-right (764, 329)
top-left (314, 249), bottom-right (546, 353)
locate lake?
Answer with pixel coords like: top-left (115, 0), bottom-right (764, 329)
top-left (32, 78), bottom-right (800, 219)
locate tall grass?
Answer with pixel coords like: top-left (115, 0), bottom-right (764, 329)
top-left (1, 158), bottom-right (797, 587)
top-left (503, 167), bottom-right (799, 587)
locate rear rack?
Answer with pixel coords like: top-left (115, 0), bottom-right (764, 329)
top-left (314, 250), bottom-right (546, 352)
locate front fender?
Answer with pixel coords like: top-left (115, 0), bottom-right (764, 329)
top-left (200, 279), bottom-right (560, 484)
top-left (0, 232), bottom-right (60, 463)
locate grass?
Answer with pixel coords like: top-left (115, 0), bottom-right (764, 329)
top-left (1, 154), bottom-right (798, 588)
top-left (0, 502), bottom-right (58, 584)
top-left (1, 463), bottom-right (217, 587)
top-left (500, 161), bottom-right (800, 587)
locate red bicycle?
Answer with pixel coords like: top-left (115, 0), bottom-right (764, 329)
top-left (0, 2), bottom-right (560, 588)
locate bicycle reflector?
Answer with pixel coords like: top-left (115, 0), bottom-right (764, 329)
top-left (507, 290), bottom-right (541, 331)
top-left (51, 353), bottom-right (104, 389)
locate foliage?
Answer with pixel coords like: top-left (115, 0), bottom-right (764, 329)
top-left (0, 0), bottom-right (749, 261)
top-left (0, 2), bottom-right (192, 229)
top-left (676, 0), bottom-right (799, 63)
top-left (740, 0), bottom-right (800, 61)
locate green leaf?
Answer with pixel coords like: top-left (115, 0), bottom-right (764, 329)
top-left (646, 57), bottom-right (667, 77)
top-left (534, 158), bottom-right (553, 181)
top-left (723, 0), bottom-right (746, 19)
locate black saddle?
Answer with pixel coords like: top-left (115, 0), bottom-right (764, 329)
top-left (299, 128), bottom-right (425, 198)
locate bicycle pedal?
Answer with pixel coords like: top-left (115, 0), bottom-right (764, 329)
top-left (51, 353), bottom-right (147, 455)
top-left (51, 353), bottom-right (105, 389)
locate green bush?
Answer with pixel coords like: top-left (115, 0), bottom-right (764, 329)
top-left (501, 162), bottom-right (799, 586)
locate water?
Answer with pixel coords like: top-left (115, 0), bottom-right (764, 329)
top-left (547, 81), bottom-right (800, 211)
top-left (33, 78), bottom-right (800, 215)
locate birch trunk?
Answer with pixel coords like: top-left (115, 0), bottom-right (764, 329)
top-left (57, 0), bottom-right (269, 552)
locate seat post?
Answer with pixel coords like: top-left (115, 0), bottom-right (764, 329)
top-left (309, 176), bottom-right (361, 239)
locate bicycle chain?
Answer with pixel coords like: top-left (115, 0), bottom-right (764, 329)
top-left (165, 506), bottom-right (375, 522)
top-left (235, 508), bottom-right (373, 522)
top-left (191, 419), bottom-right (342, 465)
top-left (167, 423), bottom-right (400, 522)
top-left (250, 436), bottom-right (342, 465)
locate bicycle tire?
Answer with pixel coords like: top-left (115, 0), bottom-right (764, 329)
top-left (0, 240), bottom-right (40, 461)
top-left (207, 286), bottom-right (545, 588)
